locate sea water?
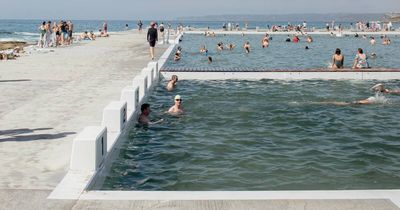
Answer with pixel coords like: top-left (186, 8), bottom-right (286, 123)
top-left (101, 80), bottom-right (400, 191)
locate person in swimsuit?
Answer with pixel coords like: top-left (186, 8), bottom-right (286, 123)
top-left (217, 42), bottom-right (224, 51)
top-left (227, 43), bottom-right (236, 50)
top-left (332, 48), bottom-right (344, 69)
top-left (147, 22), bottom-right (158, 60)
top-left (262, 34), bottom-right (270, 48)
top-left (293, 35), bottom-right (300, 43)
top-left (353, 48), bottom-right (369, 69)
top-left (244, 42), bottom-right (251, 54)
top-left (371, 83), bottom-right (400, 94)
top-left (168, 95), bottom-right (184, 114)
top-left (138, 20), bottom-right (143, 32)
top-left (208, 56), bottom-right (213, 64)
top-left (166, 75), bottom-right (178, 91)
top-left (103, 21), bottom-right (108, 34)
top-left (138, 103), bottom-right (163, 125)
top-left (370, 37), bottom-right (376, 45)
top-left (307, 36), bottom-right (313, 43)
top-left (38, 21), bottom-right (46, 48)
top-left (200, 45), bottom-right (207, 53)
top-left (67, 21), bottom-right (74, 45)
top-left (285, 35), bottom-right (291, 42)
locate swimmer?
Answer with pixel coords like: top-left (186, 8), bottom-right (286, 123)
top-left (293, 35), bottom-right (300, 43)
top-left (307, 36), bottom-right (313, 43)
top-left (262, 34), bottom-right (270, 48)
top-left (217, 42), bottom-right (224, 51)
top-left (370, 37), bottom-right (376, 45)
top-left (227, 43), bottom-right (236, 50)
top-left (332, 48), bottom-right (344, 69)
top-left (174, 52), bottom-right (181, 61)
top-left (166, 75), bottom-right (178, 91)
top-left (138, 103), bottom-right (163, 125)
top-left (369, 53), bottom-right (377, 59)
top-left (318, 97), bottom-right (379, 106)
top-left (285, 35), bottom-right (291, 42)
top-left (355, 33), bottom-right (359, 38)
top-left (208, 56), bottom-right (213, 64)
top-left (168, 95), bottom-right (184, 114)
top-left (305, 46), bottom-right (309, 50)
top-left (353, 48), bottom-right (369, 69)
top-left (371, 83), bottom-right (400, 94)
top-left (362, 35), bottom-right (367, 39)
top-left (200, 45), bottom-right (207, 53)
top-left (244, 42), bottom-right (251, 53)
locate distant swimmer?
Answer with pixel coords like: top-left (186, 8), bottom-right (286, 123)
top-left (285, 35), bottom-right (291, 42)
top-left (370, 37), bottom-right (376, 45)
top-left (227, 43), bottom-right (236, 50)
top-left (217, 42), bottom-right (224, 51)
top-left (244, 42), bottom-right (251, 53)
top-left (208, 56), bottom-right (213, 64)
top-left (168, 95), bottom-right (184, 114)
top-left (174, 52), bottom-right (181, 61)
top-left (293, 35), bottom-right (300, 43)
top-left (371, 83), bottom-right (400, 94)
top-left (166, 75), bottom-right (178, 91)
top-left (138, 103), bottom-right (163, 125)
top-left (353, 48), bottom-right (369, 69)
top-left (307, 36), bottom-right (313, 43)
top-left (355, 33), bottom-right (359, 38)
top-left (200, 45), bottom-right (207, 53)
top-left (305, 46), bottom-right (309, 50)
top-left (262, 34), bottom-right (270, 48)
top-left (332, 48), bottom-right (344, 69)
top-left (317, 96), bottom-right (382, 106)
top-left (382, 36), bottom-right (391, 45)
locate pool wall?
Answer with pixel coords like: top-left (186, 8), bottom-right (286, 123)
top-left (47, 31), bottom-right (400, 207)
top-left (48, 34), bottom-right (181, 200)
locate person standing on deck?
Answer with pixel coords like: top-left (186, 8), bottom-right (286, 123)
top-left (147, 22), bottom-right (158, 60)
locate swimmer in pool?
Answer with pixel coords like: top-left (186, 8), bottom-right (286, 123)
top-left (174, 52), bottom-right (181, 61)
top-left (371, 83), bottom-right (400, 94)
top-left (285, 35), bottom-right (291, 42)
top-left (138, 103), bottom-right (163, 125)
top-left (370, 37), bottom-right (376, 45)
top-left (318, 97), bottom-right (380, 106)
top-left (168, 95), bottom-right (184, 114)
top-left (227, 43), bottom-right (236, 50)
top-left (208, 56), bottom-right (213, 64)
top-left (244, 42), bottom-right (251, 53)
top-left (200, 45), bottom-right (207, 53)
top-left (217, 42), bottom-right (224, 51)
top-left (166, 75), bottom-right (178, 91)
top-left (307, 35), bottom-right (313, 43)
top-left (262, 34), bottom-right (270, 48)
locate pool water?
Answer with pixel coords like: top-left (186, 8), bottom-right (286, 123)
top-left (101, 80), bottom-right (400, 191)
top-left (163, 34), bottom-right (400, 71)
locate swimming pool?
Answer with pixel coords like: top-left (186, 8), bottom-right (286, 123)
top-left (162, 34), bottom-right (400, 71)
top-left (100, 79), bottom-right (400, 191)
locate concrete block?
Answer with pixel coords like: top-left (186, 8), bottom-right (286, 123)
top-left (141, 68), bottom-right (153, 89)
top-left (148, 61), bottom-right (159, 77)
top-left (120, 86), bottom-right (140, 120)
top-left (102, 101), bottom-right (127, 151)
top-left (70, 126), bottom-right (107, 171)
top-left (133, 75), bottom-right (148, 103)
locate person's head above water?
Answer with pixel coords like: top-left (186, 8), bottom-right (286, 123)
top-left (171, 75), bottom-right (178, 82)
top-left (174, 95), bottom-right (183, 104)
top-left (371, 83), bottom-right (385, 92)
top-left (358, 48), bottom-right (363, 54)
top-left (335, 48), bottom-right (341, 55)
top-left (141, 103), bottom-right (150, 114)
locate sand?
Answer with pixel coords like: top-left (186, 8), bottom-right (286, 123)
top-left (0, 30), bottom-right (168, 189)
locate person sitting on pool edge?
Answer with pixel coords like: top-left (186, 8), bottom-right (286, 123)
top-left (138, 103), bottom-right (163, 125)
top-left (332, 48), bottom-right (344, 69)
top-left (168, 95), bottom-right (184, 114)
top-left (166, 75), bottom-right (178, 91)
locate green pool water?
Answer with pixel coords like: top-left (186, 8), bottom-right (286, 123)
top-left (101, 80), bottom-right (400, 190)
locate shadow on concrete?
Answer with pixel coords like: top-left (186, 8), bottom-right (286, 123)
top-left (0, 79), bottom-right (32, 83)
top-left (0, 128), bottom-right (76, 142)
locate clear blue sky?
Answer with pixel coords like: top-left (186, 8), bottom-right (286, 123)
top-left (1, 0), bottom-right (400, 20)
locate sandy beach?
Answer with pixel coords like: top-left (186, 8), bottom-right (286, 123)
top-left (0, 30), bottom-right (168, 189)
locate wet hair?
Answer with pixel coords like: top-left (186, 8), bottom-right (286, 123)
top-left (335, 48), bottom-right (341, 55)
top-left (141, 103), bottom-right (150, 112)
top-left (208, 56), bottom-right (213, 63)
top-left (42, 21), bottom-right (46, 25)
top-left (358, 48), bottom-right (363, 54)
top-left (171, 75), bottom-right (178, 81)
top-left (305, 46), bottom-right (309, 50)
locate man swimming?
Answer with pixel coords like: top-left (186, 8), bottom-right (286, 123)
top-left (138, 103), bottom-right (163, 125)
top-left (371, 83), bottom-right (400, 94)
top-left (244, 42), bottom-right (251, 53)
top-left (262, 34), bottom-right (270, 48)
top-left (168, 95), bottom-right (184, 114)
top-left (166, 75), bottom-right (178, 91)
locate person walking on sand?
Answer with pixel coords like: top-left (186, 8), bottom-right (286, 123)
top-left (168, 95), bottom-right (184, 114)
top-left (138, 20), bottom-right (143, 32)
top-left (147, 22), bottom-right (158, 60)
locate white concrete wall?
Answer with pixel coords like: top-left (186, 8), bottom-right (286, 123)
top-left (101, 101), bottom-right (127, 152)
top-left (161, 71), bottom-right (400, 80)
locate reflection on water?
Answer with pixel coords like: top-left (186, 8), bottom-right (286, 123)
top-left (102, 80), bottom-right (400, 191)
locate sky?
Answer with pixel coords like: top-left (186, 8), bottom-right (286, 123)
top-left (1, 0), bottom-right (400, 20)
